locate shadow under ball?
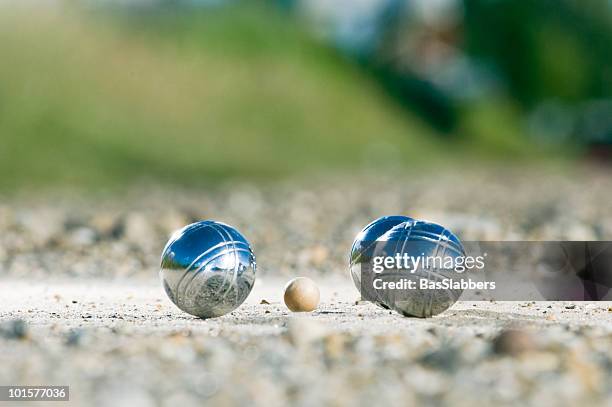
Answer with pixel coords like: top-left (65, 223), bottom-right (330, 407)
top-left (160, 220), bottom-right (256, 319)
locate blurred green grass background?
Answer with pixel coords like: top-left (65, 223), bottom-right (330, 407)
top-left (0, 5), bottom-right (440, 190)
top-left (1, 2), bottom-right (598, 191)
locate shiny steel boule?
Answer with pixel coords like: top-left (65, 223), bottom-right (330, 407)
top-left (349, 215), bottom-right (413, 307)
top-left (352, 217), bottom-right (465, 317)
top-left (373, 219), bottom-right (465, 317)
top-left (160, 220), bottom-right (256, 319)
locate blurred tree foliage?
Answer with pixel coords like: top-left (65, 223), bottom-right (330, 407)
top-left (361, 0), bottom-right (612, 148)
top-left (463, 0), bottom-right (612, 107)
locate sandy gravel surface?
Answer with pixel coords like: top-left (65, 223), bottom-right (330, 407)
top-left (2, 167), bottom-right (612, 282)
top-left (1, 167), bottom-right (612, 406)
top-left (1, 277), bottom-right (611, 407)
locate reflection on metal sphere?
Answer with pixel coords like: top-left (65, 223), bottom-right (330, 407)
top-left (352, 217), bottom-right (465, 318)
top-left (160, 220), bottom-right (256, 319)
top-left (350, 216), bottom-right (413, 308)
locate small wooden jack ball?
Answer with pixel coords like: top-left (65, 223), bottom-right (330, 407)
top-left (284, 277), bottom-right (320, 312)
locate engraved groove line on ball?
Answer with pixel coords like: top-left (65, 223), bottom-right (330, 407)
top-left (210, 222), bottom-right (241, 300)
top-left (208, 223), bottom-right (239, 300)
top-left (174, 222), bottom-right (242, 309)
top-left (179, 245), bottom-right (252, 309)
top-left (180, 246), bottom-right (252, 300)
top-left (174, 235), bottom-right (234, 307)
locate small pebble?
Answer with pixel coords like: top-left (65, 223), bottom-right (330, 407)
top-left (420, 346), bottom-right (460, 372)
top-left (283, 277), bottom-right (320, 312)
top-left (0, 319), bottom-right (28, 339)
top-left (65, 329), bottom-right (84, 346)
top-left (492, 329), bottom-right (536, 356)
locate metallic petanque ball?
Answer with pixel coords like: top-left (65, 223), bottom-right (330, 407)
top-left (160, 220), bottom-right (256, 319)
top-left (349, 216), bottom-right (413, 305)
top-left (353, 217), bottom-right (465, 317)
top-left (371, 219), bottom-right (465, 317)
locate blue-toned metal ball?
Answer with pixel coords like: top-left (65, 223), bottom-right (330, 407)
top-left (349, 216), bottom-right (413, 298)
top-left (353, 217), bottom-right (465, 317)
top-left (160, 220), bottom-right (256, 319)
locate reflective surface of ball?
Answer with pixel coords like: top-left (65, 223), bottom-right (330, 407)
top-left (160, 221), bottom-right (256, 319)
top-left (353, 217), bottom-right (465, 318)
top-left (349, 216), bottom-right (413, 307)
top-left (372, 219), bottom-right (465, 317)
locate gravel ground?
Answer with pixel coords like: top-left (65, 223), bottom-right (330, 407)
top-left (1, 167), bottom-right (612, 406)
